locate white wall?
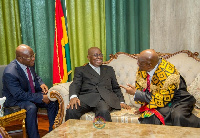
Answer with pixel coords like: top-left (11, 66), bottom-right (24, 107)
top-left (150, 0), bottom-right (200, 56)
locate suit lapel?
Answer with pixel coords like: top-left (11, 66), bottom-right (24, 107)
top-left (15, 60), bottom-right (27, 80)
top-left (15, 60), bottom-right (30, 89)
top-left (85, 64), bottom-right (100, 78)
top-left (100, 65), bottom-right (108, 80)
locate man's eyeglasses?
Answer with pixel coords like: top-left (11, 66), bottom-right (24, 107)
top-left (92, 53), bottom-right (103, 58)
top-left (21, 53), bottom-right (36, 60)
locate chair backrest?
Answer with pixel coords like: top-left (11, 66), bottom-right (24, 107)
top-left (0, 65), bottom-right (7, 98)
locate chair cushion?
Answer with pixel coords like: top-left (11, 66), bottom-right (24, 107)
top-left (167, 53), bottom-right (200, 86)
top-left (80, 107), bottom-right (140, 123)
top-left (106, 54), bottom-right (140, 107)
top-left (188, 73), bottom-right (200, 108)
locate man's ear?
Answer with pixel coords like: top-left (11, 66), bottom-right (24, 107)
top-left (16, 57), bottom-right (22, 63)
top-left (148, 63), bottom-right (152, 69)
top-left (87, 55), bottom-right (90, 60)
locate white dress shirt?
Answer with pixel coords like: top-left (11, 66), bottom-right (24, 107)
top-left (16, 60), bottom-right (35, 86)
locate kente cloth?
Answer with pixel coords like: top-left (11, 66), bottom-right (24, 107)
top-left (135, 58), bottom-right (180, 123)
top-left (140, 73), bottom-right (165, 124)
top-left (139, 104), bottom-right (165, 125)
top-left (26, 67), bottom-right (35, 93)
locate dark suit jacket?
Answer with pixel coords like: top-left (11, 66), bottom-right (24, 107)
top-left (2, 59), bottom-right (44, 107)
top-left (69, 64), bottom-right (125, 109)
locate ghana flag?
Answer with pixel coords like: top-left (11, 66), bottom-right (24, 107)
top-left (53, 0), bottom-right (71, 84)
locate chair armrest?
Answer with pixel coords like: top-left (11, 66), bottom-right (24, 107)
top-left (47, 82), bottom-right (72, 128)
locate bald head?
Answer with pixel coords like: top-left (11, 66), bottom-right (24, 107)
top-left (16, 44), bottom-right (35, 67)
top-left (88, 47), bottom-right (101, 55)
top-left (16, 44), bottom-right (33, 58)
top-left (87, 47), bottom-right (103, 67)
top-left (137, 49), bottom-right (159, 71)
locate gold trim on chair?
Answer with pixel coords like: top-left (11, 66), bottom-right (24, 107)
top-left (0, 109), bottom-right (26, 138)
top-left (103, 50), bottom-right (199, 65)
top-left (49, 91), bottom-right (64, 128)
top-left (157, 50), bottom-right (199, 61)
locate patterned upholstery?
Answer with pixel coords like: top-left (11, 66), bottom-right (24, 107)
top-left (48, 51), bottom-right (200, 127)
top-left (80, 108), bottom-right (140, 124)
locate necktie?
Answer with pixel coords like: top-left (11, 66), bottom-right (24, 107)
top-left (26, 67), bottom-right (35, 93)
top-left (146, 73), bottom-right (150, 92)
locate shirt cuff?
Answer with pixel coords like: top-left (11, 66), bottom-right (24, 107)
top-left (70, 95), bottom-right (78, 100)
top-left (133, 91), bottom-right (137, 100)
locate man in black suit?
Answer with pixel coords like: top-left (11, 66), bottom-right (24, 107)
top-left (2, 44), bottom-right (58, 138)
top-left (65, 47), bottom-right (130, 122)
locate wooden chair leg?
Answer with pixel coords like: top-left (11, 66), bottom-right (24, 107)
top-left (22, 118), bottom-right (26, 138)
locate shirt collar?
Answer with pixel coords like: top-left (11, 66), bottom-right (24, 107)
top-left (16, 60), bottom-right (27, 71)
top-left (88, 62), bottom-right (100, 69)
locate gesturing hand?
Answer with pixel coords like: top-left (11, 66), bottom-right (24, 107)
top-left (120, 83), bottom-right (136, 96)
top-left (120, 103), bottom-right (131, 110)
top-left (67, 97), bottom-right (81, 109)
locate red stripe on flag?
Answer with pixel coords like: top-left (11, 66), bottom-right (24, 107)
top-left (53, 0), bottom-right (67, 84)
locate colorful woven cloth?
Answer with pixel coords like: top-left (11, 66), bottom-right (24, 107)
top-left (135, 58), bottom-right (180, 124)
top-left (135, 58), bottom-right (180, 109)
top-left (139, 104), bottom-right (165, 125)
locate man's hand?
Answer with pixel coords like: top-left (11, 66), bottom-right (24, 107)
top-left (43, 95), bottom-right (50, 104)
top-left (134, 110), bottom-right (141, 115)
top-left (120, 103), bottom-right (131, 110)
top-left (67, 97), bottom-right (81, 109)
top-left (40, 84), bottom-right (48, 94)
top-left (120, 83), bottom-right (136, 95)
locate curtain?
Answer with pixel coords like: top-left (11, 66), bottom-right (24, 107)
top-left (66, 0), bottom-right (106, 77)
top-left (18, 0), bottom-right (56, 88)
top-left (0, 0), bottom-right (22, 65)
top-left (105, 0), bottom-right (150, 59)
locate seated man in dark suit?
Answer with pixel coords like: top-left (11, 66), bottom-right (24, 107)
top-left (2, 44), bottom-right (58, 138)
top-left (121, 49), bottom-right (200, 128)
top-left (65, 47), bottom-right (131, 122)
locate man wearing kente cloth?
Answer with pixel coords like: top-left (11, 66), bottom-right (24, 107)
top-left (121, 49), bottom-right (200, 127)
